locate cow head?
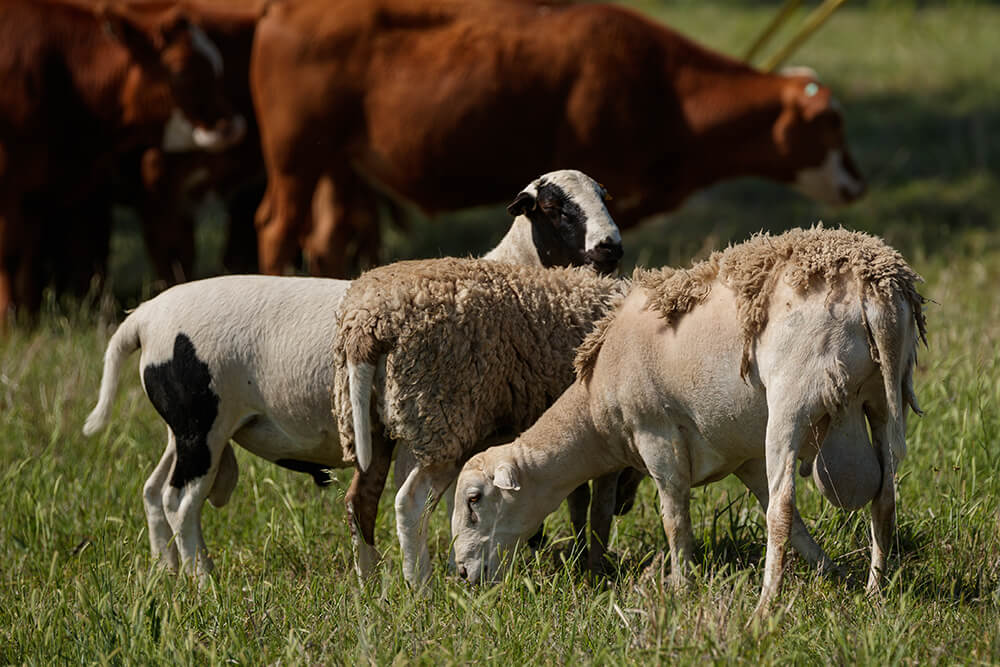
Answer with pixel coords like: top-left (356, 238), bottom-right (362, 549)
top-left (773, 76), bottom-right (865, 205)
top-left (506, 169), bottom-right (623, 275)
top-left (101, 4), bottom-right (246, 152)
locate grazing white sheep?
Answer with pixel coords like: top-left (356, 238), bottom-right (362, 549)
top-left (82, 170), bottom-right (622, 580)
top-left (450, 226), bottom-right (926, 620)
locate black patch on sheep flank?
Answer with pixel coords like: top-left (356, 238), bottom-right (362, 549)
top-left (142, 333), bottom-right (219, 489)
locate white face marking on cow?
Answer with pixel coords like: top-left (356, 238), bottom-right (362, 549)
top-left (188, 24), bottom-right (223, 77)
top-left (192, 114), bottom-right (247, 152)
top-left (532, 169), bottom-right (621, 252)
top-left (162, 108), bottom-right (199, 151)
top-left (795, 149), bottom-right (864, 206)
top-left (162, 109), bottom-right (247, 153)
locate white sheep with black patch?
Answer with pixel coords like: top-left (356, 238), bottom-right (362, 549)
top-left (82, 169), bottom-right (622, 580)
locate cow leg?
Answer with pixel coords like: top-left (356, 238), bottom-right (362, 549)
top-left (345, 431), bottom-right (393, 581)
top-left (588, 472), bottom-right (619, 575)
top-left (0, 225), bottom-right (13, 322)
top-left (256, 168), bottom-right (319, 275)
top-left (140, 148), bottom-right (195, 284)
top-left (143, 430), bottom-right (180, 571)
top-left (303, 170), bottom-right (378, 278)
top-left (395, 460), bottom-right (459, 587)
top-left (867, 419), bottom-right (896, 592)
top-left (5, 202), bottom-right (42, 318)
top-left (734, 458), bottom-right (837, 575)
top-left (636, 424), bottom-right (695, 589)
top-left (754, 403), bottom-right (810, 621)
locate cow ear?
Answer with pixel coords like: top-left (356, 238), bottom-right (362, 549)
top-left (795, 81), bottom-right (834, 122)
top-left (506, 191), bottom-right (537, 217)
top-left (492, 462), bottom-right (520, 491)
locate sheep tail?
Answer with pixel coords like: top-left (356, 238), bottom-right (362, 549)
top-left (83, 314), bottom-right (142, 436)
top-left (864, 293), bottom-right (916, 464)
top-left (348, 360), bottom-right (376, 472)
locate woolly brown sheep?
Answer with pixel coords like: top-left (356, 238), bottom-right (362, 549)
top-left (452, 226), bottom-right (926, 620)
top-left (334, 258), bottom-right (628, 585)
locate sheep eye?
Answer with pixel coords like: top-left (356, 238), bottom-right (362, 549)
top-left (468, 493), bottom-right (481, 504)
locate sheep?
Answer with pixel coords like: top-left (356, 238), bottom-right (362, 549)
top-left (333, 256), bottom-right (631, 586)
top-left (450, 226), bottom-right (926, 620)
top-left (82, 169), bottom-right (623, 581)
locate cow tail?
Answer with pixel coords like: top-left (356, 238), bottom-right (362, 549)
top-left (83, 314), bottom-right (142, 436)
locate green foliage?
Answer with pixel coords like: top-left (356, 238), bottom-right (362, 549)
top-left (3, 3), bottom-right (999, 663)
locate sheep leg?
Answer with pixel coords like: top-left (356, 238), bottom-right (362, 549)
top-left (754, 406), bottom-right (809, 621)
top-left (613, 467), bottom-right (646, 516)
top-left (394, 443), bottom-right (416, 494)
top-left (345, 432), bottom-right (394, 581)
top-left (867, 420), bottom-right (896, 592)
top-left (588, 472), bottom-right (619, 575)
top-left (734, 458), bottom-right (837, 576)
top-left (395, 461), bottom-right (459, 588)
top-left (161, 429), bottom-right (227, 583)
top-left (208, 443), bottom-right (239, 508)
top-left (567, 482), bottom-right (590, 557)
top-left (636, 425), bottom-right (695, 589)
top-left (143, 430), bottom-right (179, 571)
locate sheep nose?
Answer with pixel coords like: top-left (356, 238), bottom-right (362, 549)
top-left (458, 565), bottom-right (468, 580)
top-left (586, 239), bottom-right (624, 275)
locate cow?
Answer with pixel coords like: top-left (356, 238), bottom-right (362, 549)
top-left (0, 0), bottom-right (246, 321)
top-left (117, 0), bottom-right (265, 285)
top-left (250, 0), bottom-right (866, 278)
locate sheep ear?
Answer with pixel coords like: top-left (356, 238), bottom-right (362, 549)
top-left (506, 191), bottom-right (536, 217)
top-left (492, 462), bottom-right (520, 491)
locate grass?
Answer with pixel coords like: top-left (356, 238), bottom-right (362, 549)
top-left (3, 1), bottom-right (1000, 663)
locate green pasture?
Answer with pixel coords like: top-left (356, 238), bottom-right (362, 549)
top-left (3, 2), bottom-right (999, 663)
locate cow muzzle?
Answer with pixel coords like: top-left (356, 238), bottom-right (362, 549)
top-left (191, 114), bottom-right (247, 153)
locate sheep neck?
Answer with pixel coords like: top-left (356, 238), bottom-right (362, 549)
top-left (505, 382), bottom-right (628, 519)
top-left (482, 216), bottom-right (539, 266)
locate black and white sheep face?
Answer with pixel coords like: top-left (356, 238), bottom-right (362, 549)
top-left (507, 169), bottom-right (623, 275)
top-left (452, 461), bottom-right (537, 585)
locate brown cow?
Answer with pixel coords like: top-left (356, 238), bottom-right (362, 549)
top-left (118, 0), bottom-right (265, 284)
top-left (250, 0), bottom-right (866, 277)
top-left (0, 0), bottom-right (246, 320)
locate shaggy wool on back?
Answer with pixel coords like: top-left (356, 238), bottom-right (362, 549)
top-left (576, 225), bottom-right (927, 380)
top-left (334, 258), bottom-right (626, 466)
